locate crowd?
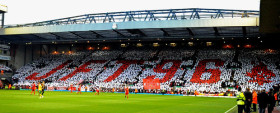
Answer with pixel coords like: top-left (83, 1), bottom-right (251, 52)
top-left (234, 49), bottom-right (280, 91)
top-left (10, 48), bottom-right (280, 95)
top-left (183, 49), bottom-right (235, 93)
top-left (0, 64), bottom-right (12, 71)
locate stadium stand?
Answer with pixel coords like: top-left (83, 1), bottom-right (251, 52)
top-left (11, 48), bottom-right (280, 95)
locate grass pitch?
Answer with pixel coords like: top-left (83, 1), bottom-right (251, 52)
top-left (0, 90), bottom-right (236, 113)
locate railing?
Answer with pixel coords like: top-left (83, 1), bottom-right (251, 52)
top-left (6, 8), bottom-right (259, 28)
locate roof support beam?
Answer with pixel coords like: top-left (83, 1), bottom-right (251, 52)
top-left (112, 30), bottom-right (126, 37)
top-left (84, 15), bottom-right (96, 23)
top-left (49, 33), bottom-right (65, 40)
top-left (213, 27), bottom-right (220, 36)
top-left (31, 34), bottom-right (49, 40)
top-left (89, 30), bottom-right (105, 38)
top-left (214, 10), bottom-right (224, 19)
top-left (123, 12), bottom-right (135, 22)
top-left (190, 9), bottom-right (200, 19)
top-left (144, 11), bottom-right (156, 21)
top-left (103, 14), bottom-right (115, 23)
top-left (138, 30), bottom-right (147, 37)
top-left (127, 29), bottom-right (147, 37)
top-left (186, 28), bottom-right (194, 36)
top-left (167, 10), bottom-right (177, 20)
top-left (69, 32), bottom-right (86, 39)
top-left (42, 45), bottom-right (48, 55)
top-left (160, 28), bottom-right (170, 36)
top-left (242, 27), bottom-right (247, 37)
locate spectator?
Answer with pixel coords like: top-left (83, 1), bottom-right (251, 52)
top-left (236, 87), bottom-right (245, 113)
top-left (268, 88), bottom-right (275, 113)
top-left (251, 89), bottom-right (257, 112)
top-left (244, 88), bottom-right (252, 113)
top-left (278, 91), bottom-right (280, 106)
top-left (258, 88), bottom-right (268, 113)
top-left (274, 91), bottom-right (278, 106)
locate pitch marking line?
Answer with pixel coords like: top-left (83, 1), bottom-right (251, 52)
top-left (225, 105), bottom-right (237, 113)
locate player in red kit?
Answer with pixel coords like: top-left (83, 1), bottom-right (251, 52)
top-left (95, 87), bottom-right (99, 95)
top-left (77, 84), bottom-right (82, 94)
top-left (70, 84), bottom-right (73, 93)
top-left (125, 87), bottom-right (129, 99)
top-left (31, 82), bottom-right (36, 95)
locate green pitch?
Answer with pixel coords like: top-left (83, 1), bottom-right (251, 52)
top-left (0, 90), bottom-right (236, 113)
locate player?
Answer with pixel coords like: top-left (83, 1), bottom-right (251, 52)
top-left (85, 85), bottom-right (88, 92)
top-left (194, 90), bottom-right (198, 96)
top-left (41, 81), bottom-right (45, 97)
top-left (38, 82), bottom-right (43, 99)
top-left (77, 84), bottom-right (82, 94)
top-left (70, 84), bottom-right (73, 93)
top-left (31, 82), bottom-right (36, 95)
top-left (95, 87), bottom-right (99, 95)
top-left (8, 84), bottom-right (11, 90)
top-left (125, 86), bottom-right (129, 99)
top-left (135, 88), bottom-right (138, 94)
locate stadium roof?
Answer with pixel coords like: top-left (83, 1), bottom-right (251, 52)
top-left (0, 8), bottom-right (260, 44)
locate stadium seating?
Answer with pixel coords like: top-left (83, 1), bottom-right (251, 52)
top-left (12, 48), bottom-right (280, 93)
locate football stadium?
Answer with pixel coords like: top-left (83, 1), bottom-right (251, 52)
top-left (0, 0), bottom-right (280, 113)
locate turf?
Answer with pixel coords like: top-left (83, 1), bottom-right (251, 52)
top-left (0, 90), bottom-right (236, 113)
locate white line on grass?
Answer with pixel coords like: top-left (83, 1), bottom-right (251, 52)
top-left (225, 105), bottom-right (237, 113)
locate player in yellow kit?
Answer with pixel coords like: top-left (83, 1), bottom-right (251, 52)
top-left (38, 82), bottom-right (43, 99)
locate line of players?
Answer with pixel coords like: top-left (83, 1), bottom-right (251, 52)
top-left (71, 84), bottom-right (130, 99)
top-left (69, 84), bottom-right (130, 99)
top-left (31, 82), bottom-right (130, 99)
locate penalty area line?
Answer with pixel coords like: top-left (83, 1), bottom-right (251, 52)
top-left (224, 105), bottom-right (237, 113)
